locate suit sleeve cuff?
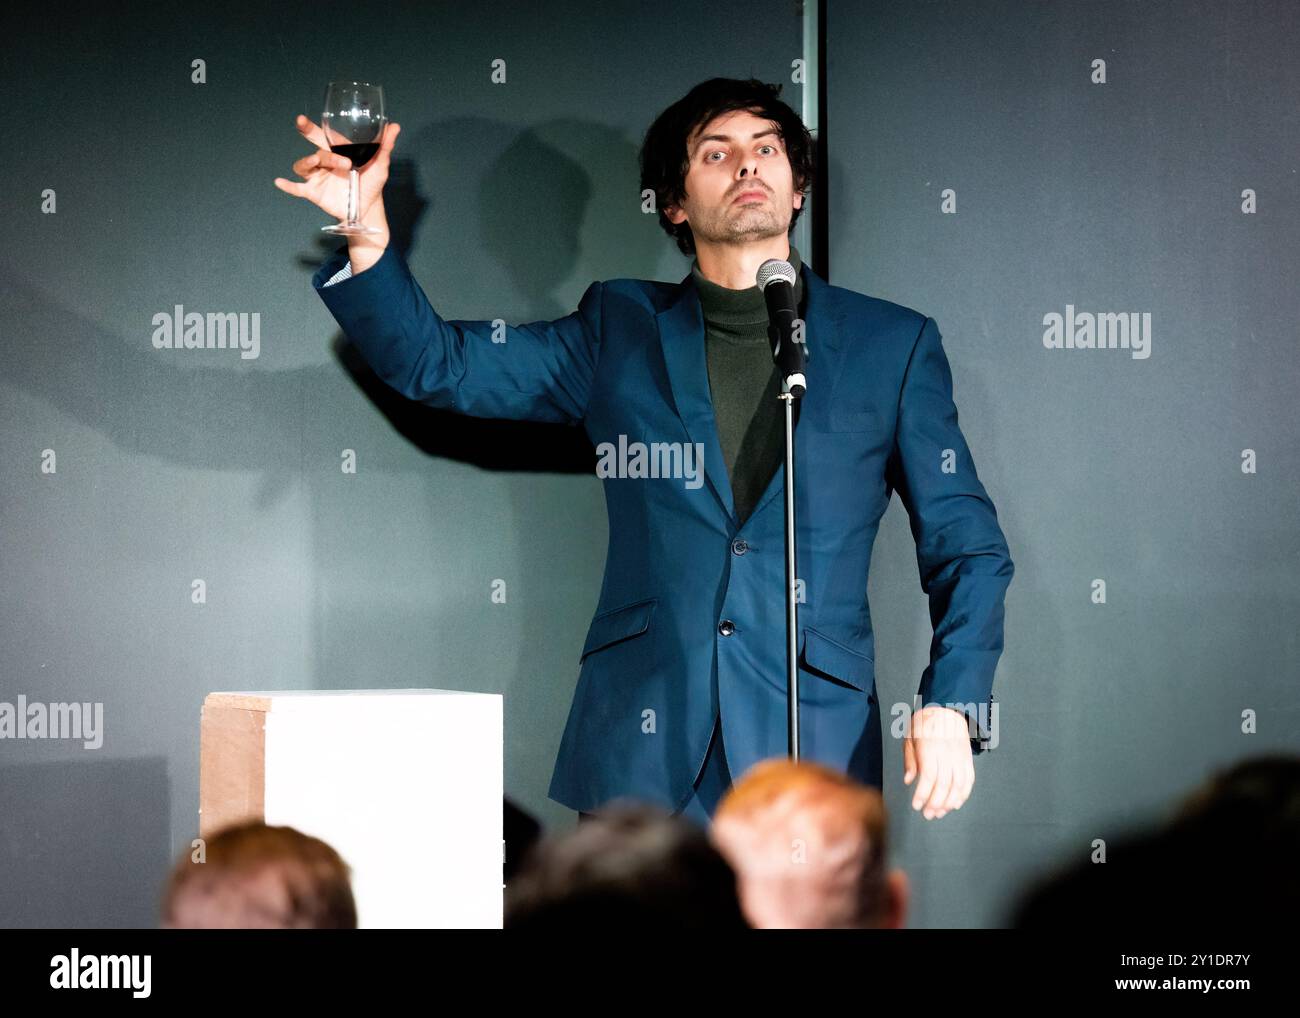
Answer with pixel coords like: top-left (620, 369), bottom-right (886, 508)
top-left (322, 261), bottom-right (353, 287)
top-left (312, 242), bottom-right (401, 293)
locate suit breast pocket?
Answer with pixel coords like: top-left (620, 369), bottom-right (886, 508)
top-left (827, 408), bottom-right (878, 432)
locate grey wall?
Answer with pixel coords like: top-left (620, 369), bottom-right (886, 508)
top-left (0, 1), bottom-right (802, 927)
top-left (3, 0), bottom-right (1295, 931)
top-left (830, 0), bottom-right (1300, 926)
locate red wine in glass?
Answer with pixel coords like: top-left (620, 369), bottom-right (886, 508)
top-left (320, 81), bottom-right (386, 235)
top-left (329, 142), bottom-right (380, 170)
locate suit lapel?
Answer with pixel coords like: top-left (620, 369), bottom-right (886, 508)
top-left (743, 265), bottom-right (845, 526)
top-left (656, 273), bottom-right (735, 522)
top-left (654, 262), bottom-right (846, 530)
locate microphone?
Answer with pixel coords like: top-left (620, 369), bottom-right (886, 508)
top-left (756, 258), bottom-right (807, 397)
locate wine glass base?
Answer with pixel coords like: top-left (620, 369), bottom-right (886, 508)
top-left (321, 223), bottom-right (384, 236)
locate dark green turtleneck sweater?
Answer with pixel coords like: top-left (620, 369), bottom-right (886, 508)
top-left (691, 245), bottom-right (804, 527)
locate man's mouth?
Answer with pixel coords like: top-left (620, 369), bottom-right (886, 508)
top-left (732, 190), bottom-right (768, 203)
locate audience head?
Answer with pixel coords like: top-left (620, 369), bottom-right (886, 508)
top-left (1012, 753), bottom-right (1300, 926)
top-left (505, 801), bottom-right (748, 928)
top-left (1173, 753), bottom-right (1300, 835)
top-left (161, 821), bottom-right (357, 929)
top-left (709, 758), bottom-right (907, 928)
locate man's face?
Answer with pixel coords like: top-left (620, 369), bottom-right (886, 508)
top-left (665, 108), bottom-right (802, 249)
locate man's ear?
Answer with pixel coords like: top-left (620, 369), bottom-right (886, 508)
top-left (664, 203), bottom-right (686, 225)
top-left (883, 868), bottom-right (909, 929)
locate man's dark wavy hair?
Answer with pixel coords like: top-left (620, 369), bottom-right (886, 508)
top-left (639, 77), bottom-right (815, 256)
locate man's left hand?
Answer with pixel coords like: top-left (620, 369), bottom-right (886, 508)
top-left (902, 705), bottom-right (974, 820)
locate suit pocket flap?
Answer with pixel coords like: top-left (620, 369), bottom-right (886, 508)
top-left (580, 597), bottom-right (657, 660)
top-left (800, 628), bottom-right (873, 691)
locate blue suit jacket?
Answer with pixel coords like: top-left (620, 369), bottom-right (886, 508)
top-left (314, 244), bottom-right (1014, 814)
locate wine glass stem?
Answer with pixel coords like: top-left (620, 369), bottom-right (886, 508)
top-left (347, 168), bottom-right (360, 225)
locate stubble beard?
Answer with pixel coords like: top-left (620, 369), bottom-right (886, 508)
top-left (696, 200), bottom-right (789, 246)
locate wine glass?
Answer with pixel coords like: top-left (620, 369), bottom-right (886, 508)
top-left (320, 81), bottom-right (387, 235)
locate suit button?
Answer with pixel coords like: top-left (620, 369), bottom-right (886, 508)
top-left (731, 539), bottom-right (748, 555)
top-left (718, 619), bottom-right (735, 636)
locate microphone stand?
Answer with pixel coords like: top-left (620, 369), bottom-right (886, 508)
top-left (780, 385), bottom-right (801, 760)
top-left (759, 258), bottom-right (807, 761)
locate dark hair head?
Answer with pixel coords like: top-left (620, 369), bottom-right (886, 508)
top-left (1010, 755), bottom-right (1300, 927)
top-left (504, 801), bottom-right (749, 929)
top-left (639, 77), bottom-right (815, 256)
top-left (1173, 753), bottom-right (1300, 832)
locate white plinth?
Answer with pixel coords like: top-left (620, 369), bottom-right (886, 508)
top-left (200, 689), bottom-right (502, 929)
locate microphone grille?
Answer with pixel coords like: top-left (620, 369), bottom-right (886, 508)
top-left (756, 258), bottom-right (797, 290)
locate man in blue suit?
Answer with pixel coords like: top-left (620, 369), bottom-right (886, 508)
top-left (276, 78), bottom-right (1014, 825)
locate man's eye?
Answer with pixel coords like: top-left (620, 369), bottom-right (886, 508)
top-left (705, 144), bottom-right (776, 161)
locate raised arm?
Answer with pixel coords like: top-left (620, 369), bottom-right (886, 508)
top-left (313, 244), bottom-right (603, 424)
top-left (276, 113), bottom-right (601, 423)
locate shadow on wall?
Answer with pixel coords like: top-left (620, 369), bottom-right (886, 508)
top-left (0, 114), bottom-right (667, 923)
